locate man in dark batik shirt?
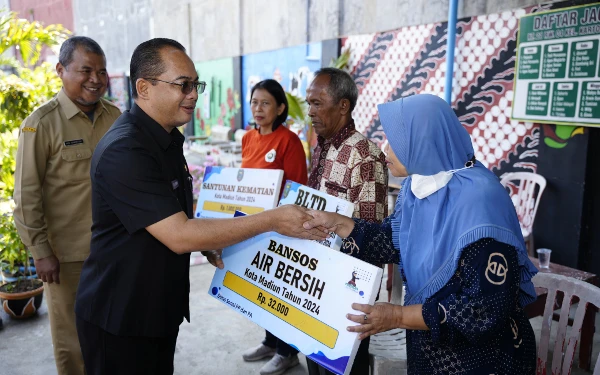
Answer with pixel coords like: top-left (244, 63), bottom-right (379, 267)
top-left (306, 68), bottom-right (388, 375)
top-left (307, 68), bottom-right (388, 225)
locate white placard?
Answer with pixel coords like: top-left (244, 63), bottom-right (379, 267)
top-left (279, 180), bottom-right (354, 250)
top-left (194, 166), bottom-right (283, 219)
top-left (208, 230), bottom-right (382, 375)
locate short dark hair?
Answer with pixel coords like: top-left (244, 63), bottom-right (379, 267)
top-left (59, 36), bottom-right (105, 67)
top-left (129, 38), bottom-right (186, 99)
top-left (251, 79), bottom-right (289, 131)
top-left (313, 67), bottom-right (358, 112)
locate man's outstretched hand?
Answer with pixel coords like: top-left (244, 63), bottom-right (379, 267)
top-left (270, 205), bottom-right (329, 240)
top-left (303, 209), bottom-right (355, 239)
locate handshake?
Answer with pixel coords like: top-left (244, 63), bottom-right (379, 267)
top-left (199, 204), bottom-right (354, 269)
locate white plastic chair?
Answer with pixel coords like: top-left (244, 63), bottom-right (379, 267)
top-left (532, 272), bottom-right (600, 374)
top-left (499, 172), bottom-right (547, 255)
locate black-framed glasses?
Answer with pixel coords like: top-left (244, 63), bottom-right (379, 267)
top-left (144, 78), bottom-right (206, 95)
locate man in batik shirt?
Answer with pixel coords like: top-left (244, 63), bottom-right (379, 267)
top-left (305, 67), bottom-right (388, 375)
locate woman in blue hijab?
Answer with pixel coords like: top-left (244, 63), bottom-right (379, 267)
top-left (304, 94), bottom-right (538, 374)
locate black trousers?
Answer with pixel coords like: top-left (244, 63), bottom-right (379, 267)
top-left (306, 336), bottom-right (371, 375)
top-left (76, 316), bottom-right (179, 375)
top-left (263, 329), bottom-right (299, 357)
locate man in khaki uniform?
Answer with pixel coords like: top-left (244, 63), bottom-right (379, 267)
top-left (13, 36), bottom-right (121, 375)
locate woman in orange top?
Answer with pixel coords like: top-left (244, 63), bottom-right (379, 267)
top-left (240, 79), bottom-right (307, 375)
top-left (241, 79), bottom-right (307, 193)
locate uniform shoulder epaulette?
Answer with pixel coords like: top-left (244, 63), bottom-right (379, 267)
top-left (23, 97), bottom-right (60, 129)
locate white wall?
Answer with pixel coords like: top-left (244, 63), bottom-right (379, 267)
top-left (73, 0), bottom-right (152, 74)
top-left (73, 0), bottom-right (562, 72)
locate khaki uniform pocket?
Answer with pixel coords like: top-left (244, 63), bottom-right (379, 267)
top-left (60, 148), bottom-right (93, 181)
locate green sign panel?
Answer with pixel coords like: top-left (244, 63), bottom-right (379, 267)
top-left (519, 46), bottom-right (541, 79)
top-left (512, 3), bottom-right (600, 126)
top-left (569, 40), bottom-right (598, 78)
top-left (542, 43), bottom-right (568, 78)
top-left (580, 81), bottom-right (600, 119)
top-left (526, 82), bottom-right (550, 116)
top-left (551, 82), bottom-right (579, 117)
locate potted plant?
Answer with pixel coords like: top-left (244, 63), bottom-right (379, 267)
top-left (0, 11), bottom-right (69, 323)
top-left (0, 199), bottom-right (44, 319)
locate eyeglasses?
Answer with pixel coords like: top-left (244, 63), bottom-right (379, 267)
top-left (144, 78), bottom-right (206, 95)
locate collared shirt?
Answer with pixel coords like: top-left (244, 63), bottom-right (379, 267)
top-left (75, 104), bottom-right (193, 337)
top-left (13, 89), bottom-right (121, 262)
top-left (307, 120), bottom-right (388, 223)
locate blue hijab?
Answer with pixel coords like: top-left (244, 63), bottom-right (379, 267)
top-left (377, 94), bottom-right (537, 307)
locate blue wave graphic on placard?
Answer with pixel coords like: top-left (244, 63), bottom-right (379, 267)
top-left (281, 180), bottom-right (301, 201)
top-left (307, 352), bottom-right (349, 375)
top-left (288, 181), bottom-right (300, 192)
top-left (203, 166), bottom-right (223, 181)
